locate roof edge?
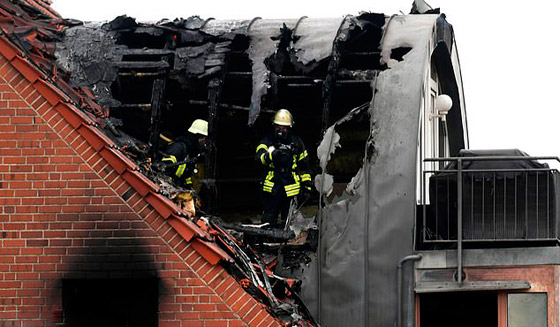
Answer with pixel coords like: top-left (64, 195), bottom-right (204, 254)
top-left (0, 35), bottom-right (231, 266)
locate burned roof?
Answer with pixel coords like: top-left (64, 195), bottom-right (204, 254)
top-left (49, 13), bottom-right (392, 212)
top-left (0, 1), bottom-right (466, 325)
top-left (1, 2), bottom-right (387, 324)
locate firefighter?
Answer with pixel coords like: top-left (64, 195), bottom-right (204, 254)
top-left (160, 119), bottom-right (208, 188)
top-left (255, 109), bottom-right (312, 228)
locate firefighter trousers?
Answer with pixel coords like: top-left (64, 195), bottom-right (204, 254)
top-left (262, 190), bottom-right (292, 228)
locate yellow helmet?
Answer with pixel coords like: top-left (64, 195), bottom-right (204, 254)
top-left (273, 109), bottom-right (293, 127)
top-left (188, 119), bottom-right (208, 136)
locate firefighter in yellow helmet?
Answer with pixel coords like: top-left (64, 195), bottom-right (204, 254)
top-left (161, 119), bottom-right (209, 188)
top-left (255, 109), bottom-right (312, 228)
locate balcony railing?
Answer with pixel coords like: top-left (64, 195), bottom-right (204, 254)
top-left (422, 155), bottom-right (560, 245)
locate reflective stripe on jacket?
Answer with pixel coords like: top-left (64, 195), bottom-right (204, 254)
top-left (161, 155), bottom-right (194, 186)
top-left (255, 134), bottom-right (310, 197)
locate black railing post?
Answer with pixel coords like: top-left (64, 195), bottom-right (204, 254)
top-left (457, 158), bottom-right (463, 285)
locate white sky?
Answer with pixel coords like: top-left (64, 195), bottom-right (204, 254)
top-left (51, 0), bottom-right (560, 162)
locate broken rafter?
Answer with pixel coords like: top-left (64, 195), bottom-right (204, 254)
top-left (341, 51), bottom-right (381, 56)
top-left (148, 76), bottom-right (167, 159)
top-left (118, 49), bottom-right (175, 56)
top-left (337, 68), bottom-right (379, 80)
top-left (269, 72), bottom-right (279, 109)
top-left (187, 100), bottom-right (275, 113)
top-left (220, 104), bottom-right (275, 113)
top-left (118, 72), bottom-right (163, 77)
top-left (147, 48), bottom-right (171, 158)
top-left (322, 41), bottom-right (342, 133)
top-left (286, 83), bottom-right (321, 88)
top-left (114, 103), bottom-right (152, 110)
top-left (205, 76), bottom-right (225, 210)
top-left (226, 72), bottom-right (251, 77)
top-left (336, 79), bottom-right (374, 84)
top-left (114, 61), bottom-right (170, 69)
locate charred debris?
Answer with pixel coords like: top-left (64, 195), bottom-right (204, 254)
top-left (54, 14), bottom-right (393, 205)
top-left (3, 7), bottom-right (397, 323)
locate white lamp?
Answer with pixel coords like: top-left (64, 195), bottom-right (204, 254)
top-left (430, 94), bottom-right (453, 121)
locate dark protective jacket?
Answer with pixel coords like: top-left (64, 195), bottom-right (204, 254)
top-left (161, 136), bottom-right (201, 187)
top-left (255, 133), bottom-right (311, 197)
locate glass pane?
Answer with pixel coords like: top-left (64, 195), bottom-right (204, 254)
top-left (508, 293), bottom-right (547, 327)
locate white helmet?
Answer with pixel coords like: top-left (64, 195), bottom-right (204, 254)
top-left (273, 109), bottom-right (293, 127)
top-left (188, 119), bottom-right (208, 136)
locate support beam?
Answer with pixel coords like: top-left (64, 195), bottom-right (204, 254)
top-left (205, 74), bottom-right (225, 212)
top-left (147, 75), bottom-right (167, 159)
top-left (321, 40), bottom-right (342, 133)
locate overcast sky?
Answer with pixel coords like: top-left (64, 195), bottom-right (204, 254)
top-left (51, 0), bottom-right (560, 161)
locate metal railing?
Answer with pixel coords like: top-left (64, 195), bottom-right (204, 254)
top-left (422, 156), bottom-right (560, 244)
top-left (421, 155), bottom-right (560, 284)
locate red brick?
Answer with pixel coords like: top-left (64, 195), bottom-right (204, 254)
top-left (238, 300), bottom-right (257, 319)
top-left (0, 68), bottom-right (279, 326)
top-left (20, 248), bottom-right (42, 256)
top-left (248, 310), bottom-right (270, 327)
top-left (205, 321), bottom-right (229, 327)
top-left (10, 116), bottom-right (33, 124)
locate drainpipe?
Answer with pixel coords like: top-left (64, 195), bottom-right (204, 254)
top-left (397, 254), bottom-right (423, 327)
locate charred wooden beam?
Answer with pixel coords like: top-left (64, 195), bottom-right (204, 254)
top-left (188, 99), bottom-right (209, 106)
top-left (219, 223), bottom-right (296, 241)
top-left (204, 43), bottom-right (232, 212)
top-left (117, 49), bottom-right (175, 56)
top-left (269, 72), bottom-right (279, 109)
top-left (205, 77), bottom-right (224, 211)
top-left (321, 40), bottom-right (342, 133)
top-left (113, 103), bottom-right (152, 111)
top-left (286, 83), bottom-right (321, 88)
top-left (118, 72), bottom-right (163, 77)
top-left (336, 68), bottom-right (379, 80)
top-left (340, 51), bottom-right (381, 56)
top-left (114, 61), bottom-right (170, 69)
top-left (146, 53), bottom-right (172, 159)
top-left (148, 76), bottom-right (167, 159)
top-left (187, 100), bottom-right (275, 113)
top-left (336, 79), bottom-right (374, 84)
top-left (220, 104), bottom-right (275, 113)
top-left (226, 72), bottom-right (252, 77)
top-left (277, 75), bottom-right (321, 80)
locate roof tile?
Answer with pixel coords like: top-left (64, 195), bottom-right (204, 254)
top-left (122, 169), bottom-right (158, 197)
top-left (0, 37), bottom-right (20, 60)
top-left (32, 79), bottom-right (63, 105)
top-left (191, 238), bottom-right (234, 265)
top-left (99, 146), bottom-right (137, 174)
top-left (54, 102), bottom-right (95, 128)
top-left (10, 56), bottom-right (44, 82)
top-left (168, 215), bottom-right (197, 242)
top-left (77, 123), bottom-right (115, 152)
top-left (145, 191), bottom-right (175, 219)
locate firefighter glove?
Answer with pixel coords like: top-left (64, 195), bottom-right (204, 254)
top-left (301, 181), bottom-right (313, 195)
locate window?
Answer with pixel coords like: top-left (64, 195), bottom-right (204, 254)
top-left (507, 293), bottom-right (547, 327)
top-left (62, 278), bottom-right (159, 327)
top-left (419, 292), bottom-right (498, 327)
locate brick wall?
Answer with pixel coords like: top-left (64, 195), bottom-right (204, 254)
top-left (0, 53), bottom-right (280, 327)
